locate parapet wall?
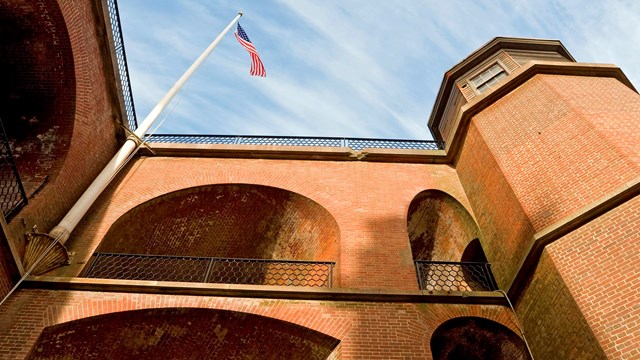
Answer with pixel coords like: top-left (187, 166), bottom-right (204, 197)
top-left (0, 289), bottom-right (520, 359)
top-left (58, 157), bottom-right (476, 292)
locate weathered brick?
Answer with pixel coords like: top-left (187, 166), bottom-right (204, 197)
top-left (0, 289), bottom-right (521, 360)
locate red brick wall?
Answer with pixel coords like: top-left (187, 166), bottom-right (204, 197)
top-left (456, 74), bottom-right (640, 289)
top-left (3, 0), bottom-right (121, 261)
top-left (407, 190), bottom-right (481, 261)
top-left (0, 0), bottom-right (75, 200)
top-left (516, 250), bottom-right (606, 359)
top-left (28, 307), bottom-right (340, 359)
top-left (0, 289), bottom-right (521, 359)
top-left (455, 121), bottom-right (535, 288)
top-left (470, 74), bottom-right (640, 231)
top-left (59, 157), bottom-right (474, 292)
top-left (97, 184), bottom-right (340, 261)
top-left (546, 195), bottom-right (640, 359)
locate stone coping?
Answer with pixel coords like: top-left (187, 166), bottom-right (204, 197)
top-left (139, 143), bottom-right (448, 164)
top-left (24, 276), bottom-right (508, 305)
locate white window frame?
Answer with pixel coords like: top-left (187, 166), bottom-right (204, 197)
top-left (466, 61), bottom-right (509, 95)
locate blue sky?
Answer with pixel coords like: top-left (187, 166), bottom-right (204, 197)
top-left (118, 1), bottom-right (640, 140)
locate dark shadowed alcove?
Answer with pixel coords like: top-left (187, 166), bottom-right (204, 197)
top-left (431, 317), bottom-right (531, 359)
top-left (0, 0), bottom-right (76, 199)
top-left (89, 184), bottom-right (341, 286)
top-left (96, 184), bottom-right (340, 261)
top-left (407, 190), bottom-right (480, 261)
top-left (27, 308), bottom-right (340, 359)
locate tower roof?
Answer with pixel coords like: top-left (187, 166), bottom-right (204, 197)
top-left (428, 37), bottom-right (575, 134)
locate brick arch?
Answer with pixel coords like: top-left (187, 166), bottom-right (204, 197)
top-left (461, 238), bottom-right (488, 263)
top-left (93, 183), bottom-right (341, 284)
top-left (97, 183), bottom-right (340, 260)
top-left (2, 0), bottom-right (121, 260)
top-left (0, 0), bottom-right (75, 199)
top-left (27, 308), bottom-right (340, 360)
top-left (430, 316), bottom-right (531, 360)
top-left (104, 160), bottom-right (346, 224)
top-left (407, 189), bottom-right (481, 261)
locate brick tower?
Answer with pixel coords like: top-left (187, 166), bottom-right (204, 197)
top-left (0, 1), bottom-right (638, 359)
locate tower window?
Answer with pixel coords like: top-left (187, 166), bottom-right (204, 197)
top-left (470, 63), bottom-right (507, 93)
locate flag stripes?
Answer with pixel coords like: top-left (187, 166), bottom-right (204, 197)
top-left (235, 23), bottom-right (266, 77)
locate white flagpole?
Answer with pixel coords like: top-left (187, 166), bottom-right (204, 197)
top-left (49, 12), bottom-right (243, 243)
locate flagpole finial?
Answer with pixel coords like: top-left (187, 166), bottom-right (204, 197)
top-left (238, 11), bottom-right (243, 17)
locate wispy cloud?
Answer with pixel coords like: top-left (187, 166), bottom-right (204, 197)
top-left (119, 0), bottom-right (640, 140)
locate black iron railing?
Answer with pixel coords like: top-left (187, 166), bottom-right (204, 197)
top-left (147, 134), bottom-right (445, 151)
top-left (83, 252), bottom-right (334, 288)
top-left (106, 0), bottom-right (138, 130)
top-left (415, 261), bottom-right (498, 292)
top-left (0, 119), bottom-right (27, 218)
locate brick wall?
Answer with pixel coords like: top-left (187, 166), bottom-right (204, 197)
top-left (2, 0), bottom-right (121, 265)
top-left (0, 0), bottom-right (75, 200)
top-left (0, 289), bottom-right (521, 359)
top-left (470, 74), bottom-right (640, 232)
top-left (546, 195), bottom-right (640, 359)
top-left (516, 250), bottom-right (606, 359)
top-left (57, 157), bottom-right (474, 292)
top-left (29, 307), bottom-right (340, 359)
top-left (0, 240), bottom-right (15, 299)
top-left (456, 73), bottom-right (640, 290)
top-left (407, 190), bottom-right (481, 261)
top-left (93, 183), bottom-right (342, 285)
top-left (455, 121), bottom-right (535, 288)
top-left (97, 184), bottom-right (340, 261)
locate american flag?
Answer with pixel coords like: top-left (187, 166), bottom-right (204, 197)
top-left (234, 23), bottom-right (266, 77)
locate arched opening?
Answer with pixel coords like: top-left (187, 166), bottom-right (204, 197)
top-left (407, 190), bottom-right (480, 261)
top-left (407, 190), bottom-right (495, 291)
top-left (85, 184), bottom-right (341, 287)
top-left (27, 308), bottom-right (340, 359)
top-left (0, 0), bottom-right (75, 214)
top-left (461, 238), bottom-right (488, 263)
top-left (460, 239), bottom-right (496, 290)
top-left (430, 317), bottom-right (531, 360)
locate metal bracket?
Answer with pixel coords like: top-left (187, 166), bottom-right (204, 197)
top-left (122, 126), bottom-right (156, 155)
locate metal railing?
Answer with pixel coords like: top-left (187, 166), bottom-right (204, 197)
top-left (147, 134), bottom-right (445, 151)
top-left (0, 119), bottom-right (27, 219)
top-left (83, 252), bottom-right (335, 288)
top-left (415, 261), bottom-right (498, 292)
top-left (106, 0), bottom-right (138, 130)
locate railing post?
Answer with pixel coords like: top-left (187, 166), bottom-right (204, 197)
top-left (204, 258), bottom-right (215, 283)
top-left (485, 263), bottom-right (499, 290)
top-left (81, 253), bottom-right (101, 278)
top-left (415, 261), bottom-right (424, 290)
top-left (329, 263), bottom-right (333, 288)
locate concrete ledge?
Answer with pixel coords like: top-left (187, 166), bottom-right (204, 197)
top-left (24, 276), bottom-right (508, 305)
top-left (140, 142), bottom-right (448, 164)
top-left (358, 148), bottom-right (448, 163)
